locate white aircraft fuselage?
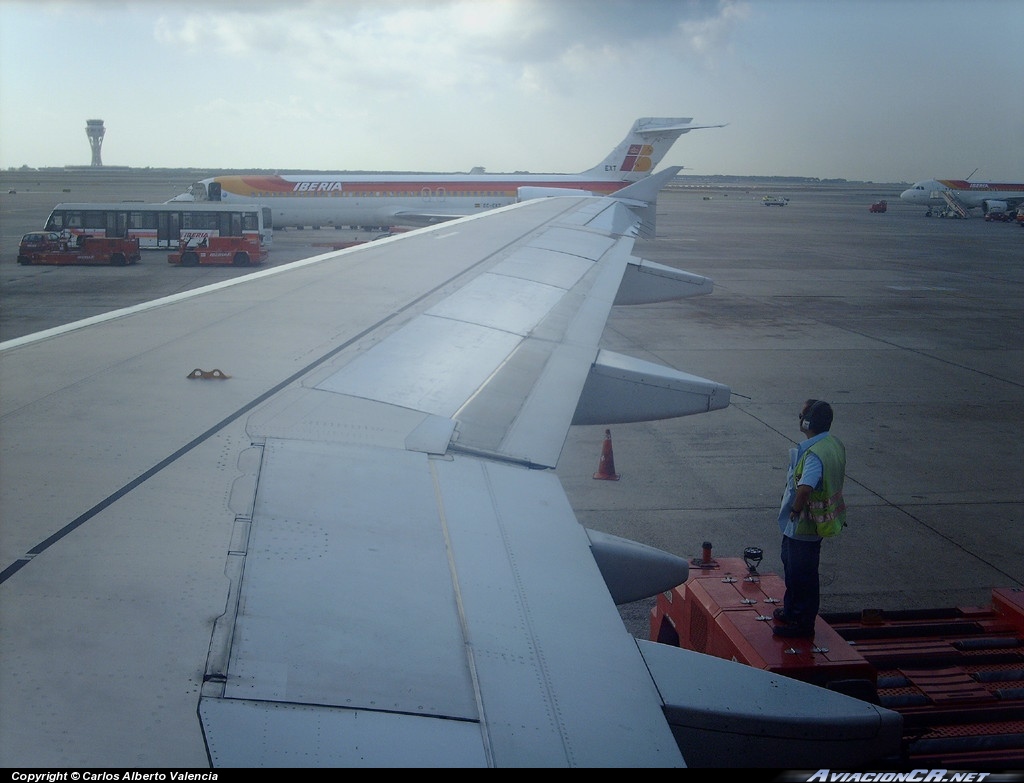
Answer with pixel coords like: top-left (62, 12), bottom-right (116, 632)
top-left (900, 179), bottom-right (1024, 214)
top-left (182, 172), bottom-right (628, 228)
top-left (169, 117), bottom-right (726, 229)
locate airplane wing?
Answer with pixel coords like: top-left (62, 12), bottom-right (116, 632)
top-left (0, 183), bottom-right (900, 767)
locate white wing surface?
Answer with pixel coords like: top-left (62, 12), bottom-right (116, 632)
top-left (0, 183), bottom-right (900, 767)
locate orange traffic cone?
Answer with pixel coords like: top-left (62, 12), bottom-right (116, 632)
top-left (593, 429), bottom-right (620, 480)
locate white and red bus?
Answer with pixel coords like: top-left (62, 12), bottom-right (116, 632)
top-left (42, 202), bottom-right (272, 249)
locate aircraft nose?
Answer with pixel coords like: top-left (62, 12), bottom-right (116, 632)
top-left (900, 188), bottom-right (917, 202)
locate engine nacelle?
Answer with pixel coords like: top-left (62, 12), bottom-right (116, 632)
top-left (517, 186), bottom-right (593, 202)
top-left (983, 200), bottom-right (1008, 214)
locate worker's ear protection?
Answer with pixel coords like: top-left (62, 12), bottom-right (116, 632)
top-left (800, 400), bottom-right (830, 433)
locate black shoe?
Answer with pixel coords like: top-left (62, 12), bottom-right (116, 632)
top-left (772, 623), bottom-right (815, 638)
top-left (773, 607), bottom-right (797, 623)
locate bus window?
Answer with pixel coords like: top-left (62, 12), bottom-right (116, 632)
top-left (183, 211), bottom-right (220, 232)
top-left (129, 210), bottom-right (159, 231)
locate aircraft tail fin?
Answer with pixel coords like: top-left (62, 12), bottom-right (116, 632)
top-left (581, 117), bottom-right (726, 182)
top-left (610, 165), bottom-right (682, 237)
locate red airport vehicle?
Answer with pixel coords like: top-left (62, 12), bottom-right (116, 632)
top-left (984, 210), bottom-right (1014, 222)
top-left (650, 551), bottom-right (1024, 768)
top-left (168, 234), bottom-right (266, 267)
top-left (869, 200), bottom-right (888, 213)
top-left (17, 231), bottom-right (141, 266)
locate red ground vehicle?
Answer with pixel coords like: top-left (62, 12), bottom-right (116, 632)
top-left (167, 234), bottom-right (266, 267)
top-left (651, 553), bottom-right (1024, 767)
top-left (869, 200), bottom-right (887, 213)
top-left (17, 231), bottom-right (141, 266)
top-left (984, 210), bottom-right (1014, 222)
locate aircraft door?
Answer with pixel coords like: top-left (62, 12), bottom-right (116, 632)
top-left (436, 187), bottom-right (446, 203)
top-left (421, 186), bottom-right (431, 202)
top-left (208, 182), bottom-right (222, 202)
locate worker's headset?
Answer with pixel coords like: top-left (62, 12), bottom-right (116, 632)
top-left (800, 400), bottom-right (829, 433)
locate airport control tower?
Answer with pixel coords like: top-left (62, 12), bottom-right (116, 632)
top-left (85, 119), bottom-right (105, 167)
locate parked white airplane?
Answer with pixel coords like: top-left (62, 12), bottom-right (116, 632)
top-left (0, 171), bottom-right (902, 768)
top-left (900, 178), bottom-right (1024, 216)
top-left (169, 117), bottom-right (724, 231)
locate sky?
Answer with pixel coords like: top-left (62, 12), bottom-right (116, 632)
top-left (1, 0), bottom-right (1021, 183)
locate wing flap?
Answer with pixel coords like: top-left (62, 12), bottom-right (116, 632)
top-left (200, 438), bottom-right (685, 766)
top-left (201, 699), bottom-right (488, 767)
top-left (216, 439), bottom-right (477, 714)
top-left (437, 456), bottom-right (684, 766)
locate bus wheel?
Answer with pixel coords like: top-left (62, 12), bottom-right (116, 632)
top-left (182, 252), bottom-right (200, 267)
top-left (110, 253), bottom-right (127, 266)
top-left (232, 252), bottom-right (250, 267)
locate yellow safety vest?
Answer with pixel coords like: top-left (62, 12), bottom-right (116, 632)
top-left (794, 435), bottom-right (847, 537)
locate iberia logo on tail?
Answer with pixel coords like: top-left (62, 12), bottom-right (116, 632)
top-left (620, 144), bottom-right (654, 173)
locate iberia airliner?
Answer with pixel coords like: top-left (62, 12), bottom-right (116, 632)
top-left (169, 117), bottom-right (724, 230)
top-left (900, 179), bottom-right (1024, 216)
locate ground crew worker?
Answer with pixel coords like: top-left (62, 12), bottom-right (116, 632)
top-left (772, 399), bottom-right (847, 638)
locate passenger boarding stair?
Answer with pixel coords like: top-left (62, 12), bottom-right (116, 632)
top-left (940, 189), bottom-right (971, 218)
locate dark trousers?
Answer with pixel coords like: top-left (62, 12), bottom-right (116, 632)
top-left (780, 535), bottom-right (821, 628)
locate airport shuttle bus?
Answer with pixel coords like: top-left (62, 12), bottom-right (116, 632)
top-left (42, 202), bottom-right (273, 249)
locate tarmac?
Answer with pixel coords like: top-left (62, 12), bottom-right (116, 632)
top-left (2, 169), bottom-right (1022, 638)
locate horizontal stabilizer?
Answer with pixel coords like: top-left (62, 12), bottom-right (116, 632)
top-left (636, 121), bottom-right (728, 136)
top-left (638, 640), bottom-right (903, 767)
top-left (573, 350), bottom-right (731, 425)
top-left (615, 259), bottom-right (713, 305)
top-left (585, 529), bottom-right (689, 604)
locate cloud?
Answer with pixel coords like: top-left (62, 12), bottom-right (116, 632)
top-left (6, 0), bottom-right (1018, 179)
top-left (151, 0), bottom-right (744, 97)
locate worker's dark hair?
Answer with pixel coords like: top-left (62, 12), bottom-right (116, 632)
top-left (801, 399), bottom-right (833, 433)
